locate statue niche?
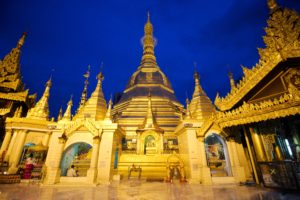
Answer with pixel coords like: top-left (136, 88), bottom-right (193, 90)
top-left (137, 130), bottom-right (163, 155)
top-left (144, 135), bottom-right (156, 154)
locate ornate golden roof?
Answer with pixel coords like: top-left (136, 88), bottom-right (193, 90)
top-left (27, 78), bottom-right (51, 120)
top-left (215, 2), bottom-right (300, 111)
top-left (0, 33), bottom-right (26, 88)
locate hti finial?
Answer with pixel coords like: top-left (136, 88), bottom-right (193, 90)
top-left (268, 0), bottom-right (278, 11)
top-left (97, 62), bottom-right (104, 81)
top-left (147, 11), bottom-right (150, 22)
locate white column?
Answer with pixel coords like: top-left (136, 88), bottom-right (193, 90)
top-left (0, 129), bottom-right (12, 159)
top-left (87, 136), bottom-right (100, 184)
top-left (8, 130), bottom-right (27, 174)
top-left (198, 136), bottom-right (212, 185)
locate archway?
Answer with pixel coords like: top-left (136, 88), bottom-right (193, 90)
top-left (60, 142), bottom-right (92, 177)
top-left (205, 133), bottom-right (231, 177)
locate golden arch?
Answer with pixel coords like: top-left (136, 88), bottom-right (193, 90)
top-left (166, 154), bottom-right (186, 182)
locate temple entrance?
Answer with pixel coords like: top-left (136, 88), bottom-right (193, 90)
top-left (205, 134), bottom-right (231, 177)
top-left (60, 142), bottom-right (92, 177)
top-left (166, 154), bottom-right (186, 182)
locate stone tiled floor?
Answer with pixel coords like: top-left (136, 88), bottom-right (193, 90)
top-left (0, 180), bottom-right (299, 200)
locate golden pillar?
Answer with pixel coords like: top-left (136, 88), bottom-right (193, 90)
top-left (0, 129), bottom-right (12, 158)
top-left (87, 136), bottom-right (101, 184)
top-left (8, 130), bottom-right (27, 174)
top-left (227, 137), bottom-right (246, 182)
top-left (43, 134), bottom-right (66, 184)
top-left (250, 127), bottom-right (267, 161)
top-left (198, 136), bottom-right (212, 185)
top-left (4, 130), bottom-right (17, 161)
top-left (243, 126), bottom-right (259, 184)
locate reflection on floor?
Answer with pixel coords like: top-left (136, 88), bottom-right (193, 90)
top-left (0, 180), bottom-right (300, 200)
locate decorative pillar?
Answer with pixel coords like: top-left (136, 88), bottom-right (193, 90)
top-left (43, 134), bottom-right (66, 185)
top-left (87, 136), bottom-right (101, 184)
top-left (0, 129), bottom-right (13, 159)
top-left (250, 127), bottom-right (267, 161)
top-left (227, 137), bottom-right (246, 183)
top-left (198, 136), bottom-right (212, 185)
top-left (4, 130), bottom-right (17, 161)
top-left (8, 130), bottom-right (27, 174)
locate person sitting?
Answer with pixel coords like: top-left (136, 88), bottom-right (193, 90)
top-left (67, 165), bottom-right (78, 177)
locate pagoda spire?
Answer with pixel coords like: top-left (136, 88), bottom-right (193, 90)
top-left (62, 95), bottom-right (73, 121)
top-left (27, 78), bottom-right (51, 120)
top-left (185, 98), bottom-right (192, 120)
top-left (192, 70), bottom-right (205, 98)
top-left (141, 12), bottom-right (157, 66)
top-left (73, 66), bottom-right (107, 121)
top-left (0, 32), bottom-right (27, 82)
top-left (104, 96), bottom-right (113, 121)
top-left (189, 69), bottom-right (215, 121)
top-left (138, 92), bottom-right (162, 131)
top-left (57, 106), bottom-right (63, 121)
top-left (267, 0), bottom-right (278, 11)
top-left (77, 65), bottom-right (90, 112)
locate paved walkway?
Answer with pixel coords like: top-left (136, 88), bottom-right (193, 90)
top-left (0, 180), bottom-right (299, 200)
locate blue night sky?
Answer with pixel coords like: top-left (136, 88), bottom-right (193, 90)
top-left (0, 0), bottom-right (300, 118)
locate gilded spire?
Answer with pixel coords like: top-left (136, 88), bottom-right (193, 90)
top-left (57, 107), bottom-right (63, 121)
top-left (185, 98), bottom-right (191, 120)
top-left (141, 12), bottom-right (157, 66)
top-left (17, 32), bottom-right (27, 48)
top-left (138, 92), bottom-right (162, 131)
top-left (104, 96), bottom-right (113, 121)
top-left (192, 70), bottom-right (204, 98)
top-left (62, 95), bottom-right (73, 121)
top-left (27, 78), bottom-right (51, 120)
top-left (228, 71), bottom-right (235, 89)
top-left (73, 66), bottom-right (107, 121)
top-left (189, 69), bottom-right (215, 121)
top-left (0, 33), bottom-right (27, 83)
top-left (267, 0), bottom-right (278, 11)
top-left (77, 65), bottom-right (90, 112)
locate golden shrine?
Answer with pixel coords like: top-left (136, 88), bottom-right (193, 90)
top-left (0, 0), bottom-right (299, 189)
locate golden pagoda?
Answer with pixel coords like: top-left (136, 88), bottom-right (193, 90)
top-left (0, 1), bottom-right (299, 189)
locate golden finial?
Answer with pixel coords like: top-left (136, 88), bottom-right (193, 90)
top-left (193, 62), bottom-right (200, 81)
top-left (268, 0), bottom-right (278, 11)
top-left (17, 32), bottom-right (27, 48)
top-left (46, 75), bottom-right (52, 87)
top-left (97, 62), bottom-right (104, 82)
